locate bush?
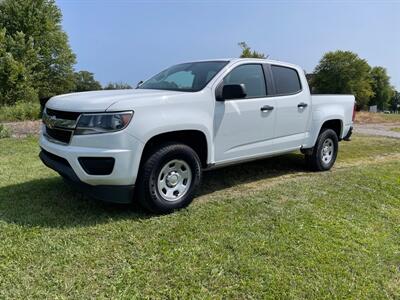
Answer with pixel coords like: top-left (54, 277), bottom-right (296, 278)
top-left (0, 124), bottom-right (11, 138)
top-left (103, 82), bottom-right (132, 90)
top-left (0, 101), bottom-right (41, 122)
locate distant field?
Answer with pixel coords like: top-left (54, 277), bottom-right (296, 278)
top-left (0, 135), bottom-right (399, 298)
top-left (355, 111), bottom-right (400, 124)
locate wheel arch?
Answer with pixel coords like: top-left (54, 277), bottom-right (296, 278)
top-left (303, 116), bottom-right (344, 149)
top-left (319, 119), bottom-right (343, 138)
top-left (140, 129), bottom-right (210, 168)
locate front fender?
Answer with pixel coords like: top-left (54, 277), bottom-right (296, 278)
top-left (128, 108), bottom-right (214, 164)
top-left (108, 89), bottom-right (215, 164)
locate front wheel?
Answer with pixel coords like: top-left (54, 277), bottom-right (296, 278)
top-left (305, 128), bottom-right (339, 171)
top-left (136, 143), bottom-right (202, 214)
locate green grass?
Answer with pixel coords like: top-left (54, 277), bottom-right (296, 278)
top-left (0, 101), bottom-right (41, 122)
top-left (0, 135), bottom-right (399, 298)
top-left (391, 127), bottom-right (400, 133)
top-left (0, 123), bottom-right (10, 138)
top-left (380, 113), bottom-right (400, 122)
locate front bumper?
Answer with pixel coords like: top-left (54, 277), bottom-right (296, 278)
top-left (39, 149), bottom-right (134, 203)
top-left (39, 123), bottom-right (145, 203)
top-left (39, 125), bottom-right (144, 186)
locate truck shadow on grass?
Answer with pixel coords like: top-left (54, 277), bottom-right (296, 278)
top-left (0, 153), bottom-right (307, 228)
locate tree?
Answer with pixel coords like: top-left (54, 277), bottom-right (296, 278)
top-left (369, 67), bottom-right (393, 111)
top-left (104, 82), bottom-right (132, 90)
top-left (0, 29), bottom-right (38, 105)
top-left (0, 0), bottom-right (76, 101)
top-left (74, 71), bottom-right (102, 92)
top-left (390, 90), bottom-right (400, 113)
top-left (312, 51), bottom-right (373, 109)
top-left (238, 42), bottom-right (267, 59)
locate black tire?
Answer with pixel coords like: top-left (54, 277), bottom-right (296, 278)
top-left (305, 128), bottom-right (339, 171)
top-left (136, 143), bottom-right (202, 214)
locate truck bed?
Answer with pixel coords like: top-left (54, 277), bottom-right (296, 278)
top-left (311, 94), bottom-right (355, 128)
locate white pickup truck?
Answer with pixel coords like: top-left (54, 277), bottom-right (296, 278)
top-left (40, 58), bottom-right (355, 213)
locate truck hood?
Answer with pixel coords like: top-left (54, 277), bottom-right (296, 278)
top-left (46, 89), bottom-right (185, 112)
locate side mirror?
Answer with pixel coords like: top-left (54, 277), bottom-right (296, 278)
top-left (216, 84), bottom-right (247, 101)
top-left (136, 80), bottom-right (144, 88)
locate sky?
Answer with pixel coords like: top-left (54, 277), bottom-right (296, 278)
top-left (56, 0), bottom-right (400, 89)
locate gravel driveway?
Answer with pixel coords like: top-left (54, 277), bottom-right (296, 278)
top-left (2, 120), bottom-right (400, 139)
top-left (354, 123), bottom-right (400, 139)
top-left (2, 120), bottom-right (41, 138)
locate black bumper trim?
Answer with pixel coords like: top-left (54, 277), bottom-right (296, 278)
top-left (39, 150), bottom-right (134, 204)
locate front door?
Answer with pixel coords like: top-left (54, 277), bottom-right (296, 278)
top-left (213, 64), bottom-right (276, 163)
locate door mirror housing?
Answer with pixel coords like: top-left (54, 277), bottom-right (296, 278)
top-left (216, 84), bottom-right (247, 101)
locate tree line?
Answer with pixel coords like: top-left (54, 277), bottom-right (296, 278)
top-left (312, 51), bottom-right (397, 111)
top-left (0, 0), bottom-right (398, 113)
top-left (0, 0), bottom-right (131, 108)
top-left (239, 42), bottom-right (399, 112)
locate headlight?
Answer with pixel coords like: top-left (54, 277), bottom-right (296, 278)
top-left (75, 111), bottom-right (133, 135)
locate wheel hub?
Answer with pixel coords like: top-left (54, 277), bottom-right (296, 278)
top-left (157, 159), bottom-right (192, 202)
top-left (321, 138), bottom-right (334, 164)
top-left (166, 172), bottom-right (180, 187)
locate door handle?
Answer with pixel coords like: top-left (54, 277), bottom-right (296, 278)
top-left (297, 102), bottom-right (308, 108)
top-left (260, 105), bottom-right (274, 112)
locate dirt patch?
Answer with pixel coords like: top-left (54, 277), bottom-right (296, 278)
top-left (355, 111), bottom-right (400, 124)
top-left (354, 123), bottom-right (400, 139)
top-left (2, 120), bottom-right (41, 138)
top-left (3, 119), bottom-right (400, 140)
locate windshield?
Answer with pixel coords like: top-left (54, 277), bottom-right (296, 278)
top-left (138, 61), bottom-right (229, 92)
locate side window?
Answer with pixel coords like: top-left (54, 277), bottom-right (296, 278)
top-left (271, 65), bottom-right (302, 95)
top-left (223, 64), bottom-right (267, 98)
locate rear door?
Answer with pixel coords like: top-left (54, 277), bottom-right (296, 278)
top-left (269, 64), bottom-right (311, 150)
top-left (213, 63), bottom-right (277, 163)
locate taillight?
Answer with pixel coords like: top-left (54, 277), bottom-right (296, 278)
top-left (352, 103), bottom-right (356, 122)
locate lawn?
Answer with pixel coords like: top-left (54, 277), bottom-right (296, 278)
top-left (0, 135), bottom-right (399, 298)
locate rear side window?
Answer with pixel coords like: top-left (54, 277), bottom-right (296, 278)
top-left (223, 64), bottom-right (267, 98)
top-left (271, 65), bottom-right (301, 95)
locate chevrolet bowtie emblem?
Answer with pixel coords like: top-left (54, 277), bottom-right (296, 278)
top-left (44, 114), bottom-right (57, 129)
top-left (48, 116), bottom-right (57, 128)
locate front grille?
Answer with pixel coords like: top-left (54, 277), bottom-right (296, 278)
top-left (46, 108), bottom-right (81, 120)
top-left (43, 108), bottom-right (81, 144)
top-left (45, 127), bottom-right (73, 144)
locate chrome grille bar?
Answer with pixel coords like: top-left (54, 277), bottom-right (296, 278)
top-left (42, 108), bottom-right (81, 144)
top-left (42, 109), bottom-right (78, 130)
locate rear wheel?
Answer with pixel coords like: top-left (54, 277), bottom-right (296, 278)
top-left (137, 143), bottom-right (202, 213)
top-left (305, 128), bottom-right (338, 171)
